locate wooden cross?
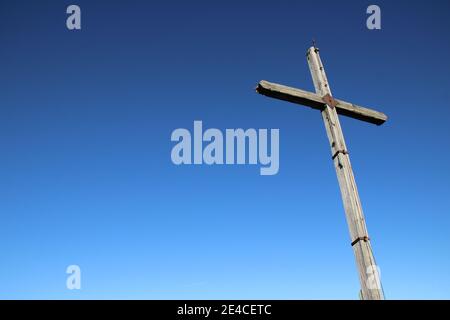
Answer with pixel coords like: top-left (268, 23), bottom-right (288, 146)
top-left (256, 46), bottom-right (387, 300)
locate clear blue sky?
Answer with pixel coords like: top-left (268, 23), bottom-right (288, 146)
top-left (1, 0), bottom-right (450, 299)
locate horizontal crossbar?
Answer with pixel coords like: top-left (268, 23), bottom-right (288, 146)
top-left (256, 80), bottom-right (387, 125)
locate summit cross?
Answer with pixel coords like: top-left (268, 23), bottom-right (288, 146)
top-left (256, 45), bottom-right (387, 300)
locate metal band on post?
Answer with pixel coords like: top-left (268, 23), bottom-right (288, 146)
top-left (351, 236), bottom-right (370, 247)
top-left (332, 149), bottom-right (349, 160)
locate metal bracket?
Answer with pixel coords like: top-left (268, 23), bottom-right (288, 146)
top-left (322, 93), bottom-right (338, 109)
top-left (332, 149), bottom-right (348, 160)
top-left (351, 236), bottom-right (370, 246)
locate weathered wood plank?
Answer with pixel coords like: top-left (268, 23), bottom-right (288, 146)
top-left (256, 80), bottom-right (387, 125)
top-left (306, 46), bottom-right (384, 300)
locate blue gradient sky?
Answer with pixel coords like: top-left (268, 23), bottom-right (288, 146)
top-left (1, 0), bottom-right (450, 299)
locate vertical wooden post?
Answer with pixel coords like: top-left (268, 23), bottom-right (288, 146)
top-left (306, 47), bottom-right (384, 300)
